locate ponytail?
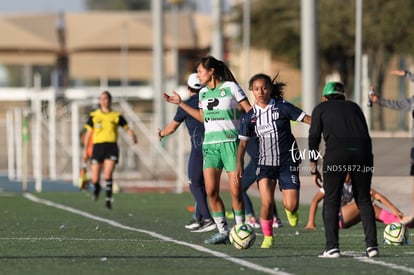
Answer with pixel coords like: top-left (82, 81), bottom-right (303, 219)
top-left (198, 55), bottom-right (238, 84)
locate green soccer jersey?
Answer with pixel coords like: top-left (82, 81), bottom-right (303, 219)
top-left (199, 81), bottom-right (247, 144)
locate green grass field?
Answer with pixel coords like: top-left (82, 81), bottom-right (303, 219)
top-left (0, 190), bottom-right (413, 275)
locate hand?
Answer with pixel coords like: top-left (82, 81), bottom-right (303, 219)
top-left (163, 91), bottom-right (182, 105)
top-left (157, 128), bottom-right (163, 141)
top-left (234, 164), bottom-right (243, 185)
top-left (311, 170), bottom-right (323, 188)
top-left (82, 150), bottom-right (89, 163)
top-left (131, 134), bottom-right (137, 144)
top-left (395, 211), bottom-right (404, 220)
top-left (233, 174), bottom-right (242, 185)
top-left (390, 69), bottom-right (405, 76)
top-left (368, 86), bottom-right (378, 103)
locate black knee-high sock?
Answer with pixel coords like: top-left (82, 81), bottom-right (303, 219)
top-left (105, 179), bottom-right (113, 200)
top-left (93, 182), bottom-right (100, 194)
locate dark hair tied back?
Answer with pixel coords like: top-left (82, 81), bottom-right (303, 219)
top-left (248, 72), bottom-right (286, 100)
top-left (198, 55), bottom-right (238, 84)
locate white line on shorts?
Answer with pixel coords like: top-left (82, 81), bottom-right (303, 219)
top-left (23, 193), bottom-right (291, 275)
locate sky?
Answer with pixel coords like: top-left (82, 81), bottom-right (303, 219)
top-left (0, 0), bottom-right (85, 13)
top-left (0, 0), bottom-right (231, 14)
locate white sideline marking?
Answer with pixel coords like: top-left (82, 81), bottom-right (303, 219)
top-left (343, 251), bottom-right (414, 273)
top-left (23, 193), bottom-right (291, 275)
top-left (355, 257), bottom-right (414, 273)
top-left (0, 237), bottom-right (144, 242)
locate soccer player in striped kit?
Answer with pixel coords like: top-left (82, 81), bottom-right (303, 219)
top-left (163, 56), bottom-right (251, 244)
top-left (236, 73), bottom-right (311, 248)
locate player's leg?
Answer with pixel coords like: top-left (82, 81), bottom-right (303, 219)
top-left (304, 190), bottom-right (324, 229)
top-left (279, 165), bottom-right (300, 227)
top-left (222, 141), bottom-right (245, 225)
top-left (272, 201), bottom-right (283, 228)
top-left (90, 162), bottom-right (102, 186)
top-left (258, 178), bottom-right (276, 244)
top-left (242, 159), bottom-right (259, 227)
top-left (188, 148), bottom-right (215, 232)
top-left (103, 159), bottom-right (116, 209)
top-left (340, 202), bottom-right (361, 228)
top-left (256, 166), bottom-right (277, 248)
top-left (321, 162), bottom-right (346, 252)
top-left (203, 168), bottom-right (224, 214)
top-left (90, 162), bottom-right (102, 200)
top-left (410, 147), bottom-right (414, 214)
top-left (203, 167), bottom-right (229, 244)
top-left (89, 143), bottom-right (104, 201)
top-left (102, 143), bottom-right (119, 209)
top-left (202, 143), bottom-right (229, 244)
top-left (227, 170), bottom-right (244, 222)
top-left (350, 155), bottom-right (378, 256)
top-left (373, 203), bottom-right (404, 225)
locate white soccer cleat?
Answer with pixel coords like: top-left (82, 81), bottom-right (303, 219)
top-left (318, 248), bottom-right (340, 258)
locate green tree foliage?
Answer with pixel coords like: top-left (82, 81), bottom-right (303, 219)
top-left (86, 0), bottom-right (151, 10)
top-left (248, 0), bottom-right (301, 66)
top-left (233, 0), bottom-right (414, 129)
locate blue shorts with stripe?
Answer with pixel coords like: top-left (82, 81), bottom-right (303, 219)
top-left (256, 165), bottom-right (300, 190)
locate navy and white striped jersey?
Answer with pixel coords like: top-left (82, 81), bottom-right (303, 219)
top-left (239, 98), bottom-right (305, 166)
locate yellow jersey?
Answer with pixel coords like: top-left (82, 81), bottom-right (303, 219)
top-left (84, 109), bottom-right (129, 144)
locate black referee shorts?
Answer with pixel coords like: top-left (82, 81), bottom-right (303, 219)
top-left (91, 142), bottom-right (119, 164)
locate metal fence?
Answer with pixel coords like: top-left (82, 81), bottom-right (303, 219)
top-left (0, 86), bottom-right (189, 192)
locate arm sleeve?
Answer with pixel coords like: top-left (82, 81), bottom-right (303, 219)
top-left (84, 116), bottom-right (93, 131)
top-left (118, 115), bottom-right (129, 129)
top-left (283, 100), bottom-right (306, 121)
top-left (377, 96), bottom-right (414, 111)
top-left (230, 82), bottom-right (247, 103)
top-left (308, 106), bottom-right (322, 162)
top-left (173, 107), bottom-right (186, 123)
top-left (405, 70), bottom-right (414, 82)
top-left (238, 112), bottom-right (253, 140)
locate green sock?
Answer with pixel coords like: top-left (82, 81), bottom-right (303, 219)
top-left (234, 209), bottom-right (245, 224)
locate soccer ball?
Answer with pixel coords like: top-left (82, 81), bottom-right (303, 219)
top-left (383, 222), bottom-right (409, 245)
top-left (229, 223), bottom-right (256, 249)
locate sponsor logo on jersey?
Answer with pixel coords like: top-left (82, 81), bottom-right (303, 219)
top-left (256, 123), bottom-right (273, 135)
top-left (206, 98), bottom-right (220, 110)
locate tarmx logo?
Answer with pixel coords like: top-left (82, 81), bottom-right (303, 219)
top-left (289, 141), bottom-right (322, 163)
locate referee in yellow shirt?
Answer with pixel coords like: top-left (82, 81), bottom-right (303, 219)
top-left (83, 91), bottom-right (137, 209)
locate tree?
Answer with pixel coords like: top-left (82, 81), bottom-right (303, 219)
top-left (86, 0), bottom-right (151, 10)
top-left (233, 0), bottom-right (414, 130)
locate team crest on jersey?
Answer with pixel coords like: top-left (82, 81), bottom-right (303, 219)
top-left (272, 107), bottom-right (280, 120)
top-left (220, 89), bottom-right (226, 97)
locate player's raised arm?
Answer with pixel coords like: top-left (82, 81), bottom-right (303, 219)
top-left (163, 91), bottom-right (203, 123)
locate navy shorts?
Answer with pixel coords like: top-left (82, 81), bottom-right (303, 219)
top-left (256, 165), bottom-right (300, 190)
top-left (91, 142), bottom-right (119, 164)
